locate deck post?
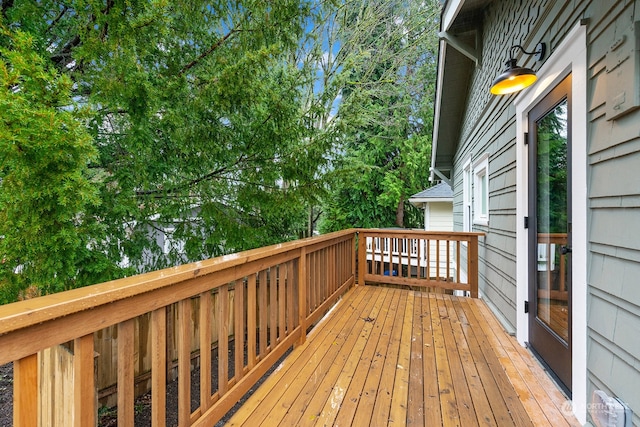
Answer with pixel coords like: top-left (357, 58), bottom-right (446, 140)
top-left (351, 233), bottom-right (357, 282)
top-left (357, 231), bottom-right (366, 286)
top-left (298, 247), bottom-right (307, 346)
top-left (14, 354), bottom-right (37, 427)
top-left (468, 235), bottom-right (479, 298)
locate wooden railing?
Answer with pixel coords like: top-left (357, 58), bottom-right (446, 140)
top-left (357, 229), bottom-right (482, 298)
top-left (0, 229), bottom-right (481, 426)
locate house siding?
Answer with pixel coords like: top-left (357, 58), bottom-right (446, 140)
top-left (586, 1), bottom-right (640, 422)
top-left (448, 0), bottom-right (640, 422)
top-left (425, 202), bottom-right (453, 231)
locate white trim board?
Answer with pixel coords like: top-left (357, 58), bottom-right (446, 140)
top-left (514, 23), bottom-right (588, 425)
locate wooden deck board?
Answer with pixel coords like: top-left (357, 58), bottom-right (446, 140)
top-left (226, 285), bottom-right (581, 427)
top-left (350, 288), bottom-right (402, 427)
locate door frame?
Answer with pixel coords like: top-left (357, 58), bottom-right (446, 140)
top-left (514, 23), bottom-right (587, 424)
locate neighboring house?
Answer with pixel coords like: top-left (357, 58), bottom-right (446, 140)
top-left (431, 1), bottom-right (639, 425)
top-left (408, 181), bottom-right (454, 231)
top-left (410, 182), bottom-right (465, 293)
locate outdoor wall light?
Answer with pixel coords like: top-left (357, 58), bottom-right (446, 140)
top-left (490, 43), bottom-right (546, 95)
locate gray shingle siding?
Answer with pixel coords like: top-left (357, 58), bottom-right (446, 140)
top-left (586, 2), bottom-right (640, 424)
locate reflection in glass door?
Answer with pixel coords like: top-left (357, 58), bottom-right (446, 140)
top-left (536, 98), bottom-right (569, 342)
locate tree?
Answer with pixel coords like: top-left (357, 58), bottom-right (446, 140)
top-left (0, 1), bottom-right (329, 301)
top-left (319, 0), bottom-right (440, 232)
top-left (0, 24), bottom-right (106, 301)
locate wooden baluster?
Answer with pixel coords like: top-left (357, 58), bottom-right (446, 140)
top-left (315, 251), bottom-right (321, 307)
top-left (269, 269), bottom-right (277, 350)
top-left (178, 299), bottom-right (191, 426)
top-left (151, 308), bottom-right (167, 427)
top-left (436, 240), bottom-right (441, 281)
top-left (200, 291), bottom-right (212, 412)
top-left (446, 239), bottom-right (451, 281)
top-left (287, 260), bottom-right (298, 335)
top-left (234, 280), bottom-right (245, 381)
top-left (218, 286), bottom-right (229, 396)
top-left (426, 239), bottom-right (431, 280)
top-left (371, 236), bottom-right (377, 276)
top-left (298, 248), bottom-right (307, 345)
top-left (338, 242), bottom-right (342, 288)
top-left (278, 266), bottom-right (286, 341)
top-left (456, 240), bottom-right (461, 285)
top-left (259, 270), bottom-right (268, 356)
top-left (418, 238), bottom-right (423, 279)
top-left (307, 253), bottom-right (314, 311)
top-left (73, 334), bottom-right (95, 427)
top-left (336, 242), bottom-right (341, 286)
top-left (351, 234), bottom-right (357, 284)
top-left (247, 275), bottom-right (257, 370)
top-left (320, 249), bottom-right (326, 302)
top-left (335, 243), bottom-right (340, 288)
top-left (117, 319), bottom-right (135, 426)
top-left (404, 237), bottom-right (408, 277)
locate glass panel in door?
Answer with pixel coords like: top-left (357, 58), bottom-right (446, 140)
top-left (535, 99), bottom-right (570, 343)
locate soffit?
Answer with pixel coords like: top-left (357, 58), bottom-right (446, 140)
top-left (432, 0), bottom-right (491, 178)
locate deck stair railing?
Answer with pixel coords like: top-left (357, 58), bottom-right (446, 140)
top-left (0, 229), bottom-right (480, 426)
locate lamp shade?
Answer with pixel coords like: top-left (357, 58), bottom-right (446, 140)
top-left (490, 59), bottom-right (537, 95)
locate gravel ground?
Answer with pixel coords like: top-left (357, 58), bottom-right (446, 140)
top-left (0, 363), bottom-right (12, 427)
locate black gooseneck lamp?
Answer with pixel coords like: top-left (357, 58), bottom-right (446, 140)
top-left (490, 43), bottom-right (546, 95)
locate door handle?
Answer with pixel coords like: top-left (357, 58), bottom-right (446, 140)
top-left (560, 246), bottom-right (572, 255)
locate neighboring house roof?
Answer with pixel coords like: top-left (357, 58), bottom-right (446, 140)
top-left (409, 182), bottom-right (453, 206)
top-left (430, 0), bottom-right (490, 182)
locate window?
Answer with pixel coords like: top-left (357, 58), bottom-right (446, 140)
top-left (473, 153), bottom-right (490, 225)
top-left (462, 159), bottom-right (472, 232)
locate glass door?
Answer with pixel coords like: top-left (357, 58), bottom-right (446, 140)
top-left (528, 74), bottom-right (572, 394)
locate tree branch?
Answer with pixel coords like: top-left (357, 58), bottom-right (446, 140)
top-left (134, 154), bottom-right (247, 197)
top-left (45, 6), bottom-right (68, 35)
top-left (179, 29), bottom-right (239, 75)
top-left (50, 0), bottom-right (113, 69)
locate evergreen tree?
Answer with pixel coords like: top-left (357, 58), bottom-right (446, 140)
top-left (319, 0), bottom-right (440, 231)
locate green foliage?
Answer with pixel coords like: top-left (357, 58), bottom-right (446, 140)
top-left (0, 24), bottom-right (111, 299)
top-left (0, 1), bottom-right (330, 302)
top-left (319, 0), bottom-right (440, 232)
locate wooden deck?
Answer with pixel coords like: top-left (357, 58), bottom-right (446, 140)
top-left (226, 285), bottom-right (580, 426)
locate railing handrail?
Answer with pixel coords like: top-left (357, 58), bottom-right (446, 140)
top-left (0, 229), bottom-right (357, 365)
top-left (356, 228), bottom-right (485, 238)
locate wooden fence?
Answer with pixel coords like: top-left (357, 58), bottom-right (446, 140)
top-left (0, 229), bottom-right (481, 426)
